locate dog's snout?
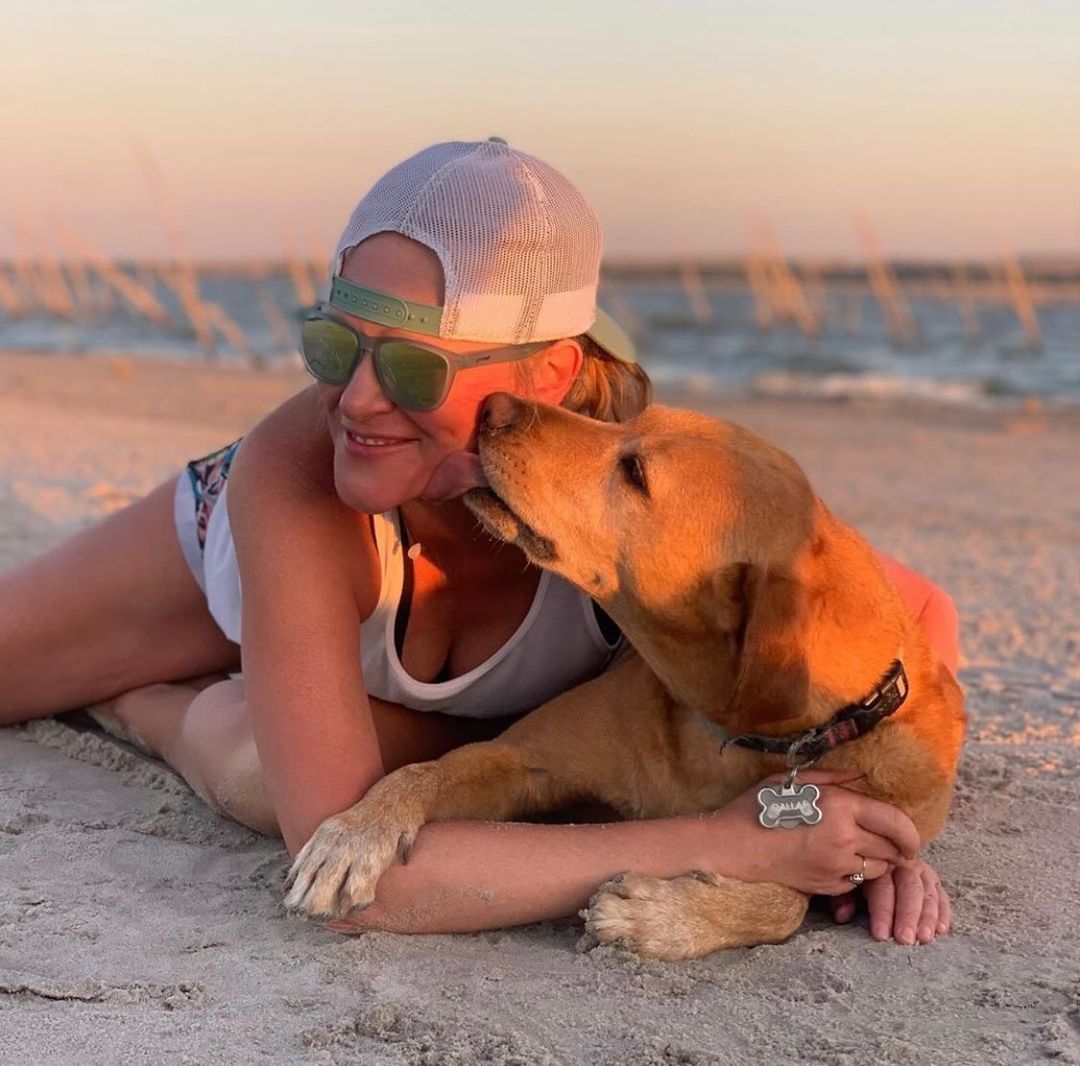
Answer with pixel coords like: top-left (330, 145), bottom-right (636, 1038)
top-left (480, 392), bottom-right (528, 433)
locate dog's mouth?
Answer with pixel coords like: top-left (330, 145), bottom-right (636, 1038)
top-left (464, 486), bottom-right (557, 563)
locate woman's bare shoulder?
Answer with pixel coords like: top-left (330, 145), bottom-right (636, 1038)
top-left (233, 386), bottom-right (337, 498)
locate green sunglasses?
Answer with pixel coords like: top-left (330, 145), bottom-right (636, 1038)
top-left (299, 308), bottom-right (550, 412)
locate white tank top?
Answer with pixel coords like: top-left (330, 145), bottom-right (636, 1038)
top-left (359, 510), bottom-right (622, 718)
top-left (201, 486), bottom-right (622, 719)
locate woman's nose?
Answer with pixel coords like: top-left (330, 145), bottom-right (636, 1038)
top-left (338, 349), bottom-right (394, 416)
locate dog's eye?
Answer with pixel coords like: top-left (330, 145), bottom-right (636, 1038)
top-left (619, 453), bottom-right (649, 496)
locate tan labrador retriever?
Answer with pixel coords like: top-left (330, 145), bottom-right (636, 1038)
top-left (284, 394), bottom-right (966, 959)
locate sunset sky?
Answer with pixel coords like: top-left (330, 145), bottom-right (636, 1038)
top-left (4, 0), bottom-right (1078, 261)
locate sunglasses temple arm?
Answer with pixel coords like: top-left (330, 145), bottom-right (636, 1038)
top-left (455, 342), bottom-right (550, 369)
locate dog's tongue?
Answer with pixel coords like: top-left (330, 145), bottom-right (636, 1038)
top-left (421, 450), bottom-right (488, 501)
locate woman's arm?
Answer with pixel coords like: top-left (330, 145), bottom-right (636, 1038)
top-left (227, 388), bottom-right (386, 854)
top-left (327, 770), bottom-right (920, 935)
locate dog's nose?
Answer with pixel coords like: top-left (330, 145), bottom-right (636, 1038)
top-left (480, 392), bottom-right (526, 433)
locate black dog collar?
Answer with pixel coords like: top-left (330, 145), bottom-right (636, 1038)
top-left (713, 660), bottom-right (909, 766)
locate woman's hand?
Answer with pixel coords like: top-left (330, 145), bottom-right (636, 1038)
top-left (724, 770), bottom-right (920, 897)
top-left (830, 857), bottom-right (952, 945)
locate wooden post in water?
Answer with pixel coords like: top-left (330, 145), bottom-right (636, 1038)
top-left (307, 229), bottom-right (329, 299)
top-left (57, 231), bottom-right (96, 321)
top-left (94, 278), bottom-right (116, 316)
top-left (258, 285), bottom-right (294, 367)
top-left (59, 226), bottom-right (171, 325)
top-left (203, 301), bottom-right (258, 366)
top-left (41, 251), bottom-right (79, 320)
top-left (678, 260), bottom-right (713, 326)
top-left (11, 226), bottom-right (39, 314)
top-left (842, 289), bottom-right (864, 338)
top-left (951, 263), bottom-right (981, 343)
top-left (0, 264), bottom-right (23, 318)
top-left (133, 142), bottom-right (216, 359)
top-left (280, 223), bottom-right (316, 308)
top-left (21, 221), bottom-right (78, 320)
top-left (801, 260), bottom-right (829, 326)
top-left (742, 222), bottom-right (775, 333)
top-left (57, 228), bottom-right (120, 321)
top-left (1000, 247), bottom-right (1042, 352)
top-left (853, 213), bottom-right (918, 346)
top-left (756, 218), bottom-right (820, 339)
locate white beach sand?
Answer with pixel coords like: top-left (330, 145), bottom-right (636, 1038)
top-left (1, 350), bottom-right (1077, 1065)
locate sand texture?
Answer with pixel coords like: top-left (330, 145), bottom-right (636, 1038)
top-left (1, 351), bottom-right (1077, 1065)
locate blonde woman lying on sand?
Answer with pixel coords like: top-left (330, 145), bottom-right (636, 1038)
top-left (0, 141), bottom-right (960, 947)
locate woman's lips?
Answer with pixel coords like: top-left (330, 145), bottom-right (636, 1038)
top-left (342, 429), bottom-right (417, 457)
top-left (339, 424), bottom-right (488, 501)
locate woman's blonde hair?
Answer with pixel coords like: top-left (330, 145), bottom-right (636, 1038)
top-left (516, 335), bottom-right (652, 425)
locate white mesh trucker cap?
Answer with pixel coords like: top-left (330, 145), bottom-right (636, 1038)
top-left (330, 138), bottom-right (635, 361)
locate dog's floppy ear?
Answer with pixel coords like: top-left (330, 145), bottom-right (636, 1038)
top-left (727, 564), bottom-right (811, 730)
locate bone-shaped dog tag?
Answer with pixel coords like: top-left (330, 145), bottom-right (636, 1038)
top-left (757, 781), bottom-right (823, 829)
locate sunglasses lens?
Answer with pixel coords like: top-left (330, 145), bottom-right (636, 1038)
top-left (301, 317), bottom-right (358, 384)
top-left (377, 342), bottom-right (449, 410)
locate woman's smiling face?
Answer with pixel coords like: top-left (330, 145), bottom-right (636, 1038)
top-left (315, 232), bottom-right (580, 515)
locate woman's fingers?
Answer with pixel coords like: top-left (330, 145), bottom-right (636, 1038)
top-left (916, 867), bottom-right (940, 944)
top-left (846, 857), bottom-right (890, 891)
top-left (855, 829), bottom-right (908, 867)
top-left (850, 795), bottom-right (921, 861)
top-left (865, 857), bottom-right (891, 881)
top-left (860, 861), bottom-right (953, 944)
top-left (937, 876), bottom-right (953, 935)
top-left (864, 869), bottom-right (896, 940)
top-left (830, 890), bottom-right (858, 924)
top-left (823, 856), bottom-right (889, 896)
top-left (765, 774), bottom-right (919, 860)
top-left (889, 863), bottom-right (926, 945)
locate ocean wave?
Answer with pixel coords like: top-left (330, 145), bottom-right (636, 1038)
top-left (750, 371), bottom-right (999, 406)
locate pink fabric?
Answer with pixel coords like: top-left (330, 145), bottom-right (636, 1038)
top-left (877, 554), bottom-right (960, 677)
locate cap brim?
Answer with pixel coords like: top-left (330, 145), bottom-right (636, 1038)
top-left (585, 306), bottom-right (637, 364)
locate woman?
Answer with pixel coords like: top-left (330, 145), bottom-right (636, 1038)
top-left (0, 139), bottom-right (958, 946)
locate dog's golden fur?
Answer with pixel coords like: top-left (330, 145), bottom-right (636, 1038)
top-left (285, 396), bottom-right (965, 959)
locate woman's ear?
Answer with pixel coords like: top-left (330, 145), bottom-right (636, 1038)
top-left (726, 564), bottom-right (812, 731)
top-left (530, 339), bottom-right (583, 404)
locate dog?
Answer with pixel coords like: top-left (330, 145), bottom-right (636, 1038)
top-left (284, 394), bottom-right (965, 959)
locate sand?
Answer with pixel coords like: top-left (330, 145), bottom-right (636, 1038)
top-left (1, 350), bottom-right (1077, 1065)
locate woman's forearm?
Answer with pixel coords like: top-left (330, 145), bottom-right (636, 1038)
top-left (328, 807), bottom-right (756, 935)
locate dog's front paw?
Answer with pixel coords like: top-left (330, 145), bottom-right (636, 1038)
top-left (283, 804), bottom-right (420, 920)
top-left (581, 870), bottom-right (807, 959)
top-left (581, 871), bottom-right (721, 961)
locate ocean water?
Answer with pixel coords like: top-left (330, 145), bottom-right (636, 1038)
top-left (2, 273), bottom-right (1077, 408)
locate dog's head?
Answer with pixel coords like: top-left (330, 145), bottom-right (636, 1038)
top-left (466, 394), bottom-right (825, 729)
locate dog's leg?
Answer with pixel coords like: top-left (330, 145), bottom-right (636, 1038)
top-left (582, 871), bottom-right (808, 960)
top-left (284, 739), bottom-right (579, 918)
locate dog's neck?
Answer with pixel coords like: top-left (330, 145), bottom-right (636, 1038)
top-left (620, 616), bottom-right (742, 718)
top-left (789, 509), bottom-right (910, 729)
top-left (613, 506), bottom-right (911, 738)
top-left (603, 606), bottom-right (748, 730)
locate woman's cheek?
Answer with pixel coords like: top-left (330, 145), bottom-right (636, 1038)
top-left (315, 384), bottom-right (346, 427)
top-left (413, 406), bottom-right (481, 451)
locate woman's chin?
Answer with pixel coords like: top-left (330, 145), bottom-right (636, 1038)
top-left (338, 484), bottom-right (407, 515)
top-left (333, 460), bottom-right (418, 515)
